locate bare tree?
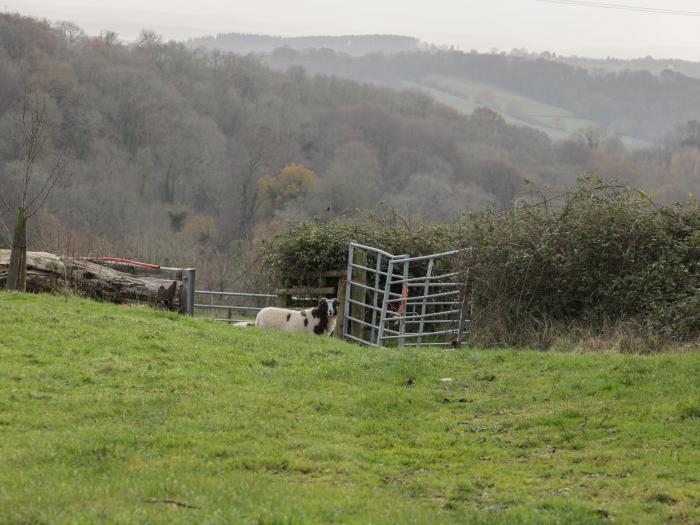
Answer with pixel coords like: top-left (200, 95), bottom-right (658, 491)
top-left (54, 21), bottom-right (85, 47)
top-left (576, 126), bottom-right (609, 150)
top-left (0, 92), bottom-right (64, 291)
top-left (98, 30), bottom-right (120, 47)
top-left (137, 29), bottom-right (163, 50)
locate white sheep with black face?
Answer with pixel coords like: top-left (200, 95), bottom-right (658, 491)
top-left (243, 298), bottom-right (340, 336)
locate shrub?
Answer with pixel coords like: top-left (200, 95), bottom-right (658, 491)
top-left (461, 182), bottom-right (700, 344)
top-left (259, 180), bottom-right (700, 346)
top-left (258, 211), bottom-right (462, 279)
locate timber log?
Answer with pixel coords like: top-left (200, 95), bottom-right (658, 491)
top-left (0, 250), bottom-right (182, 311)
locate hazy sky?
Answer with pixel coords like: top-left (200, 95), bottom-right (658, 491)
top-left (5, 0), bottom-right (700, 60)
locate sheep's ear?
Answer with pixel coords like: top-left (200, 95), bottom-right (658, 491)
top-left (318, 299), bottom-right (328, 314)
top-left (333, 299), bottom-right (339, 307)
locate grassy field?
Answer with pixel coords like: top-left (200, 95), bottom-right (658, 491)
top-left (1, 292), bottom-right (699, 524)
top-left (402, 74), bottom-right (649, 148)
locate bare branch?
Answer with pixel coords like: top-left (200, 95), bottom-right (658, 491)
top-left (0, 212), bottom-right (11, 244)
top-left (17, 93), bottom-right (49, 209)
top-left (26, 148), bottom-right (66, 215)
top-left (26, 171), bottom-right (62, 219)
top-left (0, 190), bottom-right (16, 214)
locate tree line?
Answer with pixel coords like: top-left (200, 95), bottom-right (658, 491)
top-left (1, 14), bottom-right (699, 290)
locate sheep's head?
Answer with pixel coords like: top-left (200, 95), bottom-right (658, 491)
top-left (319, 298), bottom-right (340, 318)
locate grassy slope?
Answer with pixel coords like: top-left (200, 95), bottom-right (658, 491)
top-left (403, 74), bottom-right (649, 148)
top-left (0, 292), bottom-right (698, 524)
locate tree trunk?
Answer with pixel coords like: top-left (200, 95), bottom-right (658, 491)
top-left (5, 207), bottom-right (27, 291)
top-left (0, 250), bottom-right (184, 311)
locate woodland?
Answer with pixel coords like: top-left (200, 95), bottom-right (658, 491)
top-left (1, 14), bottom-right (700, 291)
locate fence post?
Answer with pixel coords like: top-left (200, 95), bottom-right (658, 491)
top-left (181, 268), bottom-right (196, 316)
top-left (335, 276), bottom-right (346, 339)
top-left (276, 287), bottom-right (293, 307)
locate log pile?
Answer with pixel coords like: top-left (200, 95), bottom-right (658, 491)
top-left (0, 250), bottom-right (183, 311)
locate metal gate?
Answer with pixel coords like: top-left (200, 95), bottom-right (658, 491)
top-left (194, 291), bottom-right (278, 322)
top-left (342, 242), bottom-right (470, 348)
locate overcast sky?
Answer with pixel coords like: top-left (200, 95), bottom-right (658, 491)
top-left (5, 0), bottom-right (700, 60)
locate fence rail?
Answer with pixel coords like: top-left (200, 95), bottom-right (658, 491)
top-left (194, 290), bottom-right (278, 323)
top-left (196, 290), bottom-right (277, 298)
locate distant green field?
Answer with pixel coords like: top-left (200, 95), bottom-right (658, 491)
top-left (559, 58), bottom-right (700, 81)
top-left (403, 74), bottom-right (648, 148)
top-left (1, 292), bottom-right (698, 524)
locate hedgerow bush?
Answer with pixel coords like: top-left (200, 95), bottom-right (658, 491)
top-left (260, 180), bottom-right (700, 346)
top-left (461, 182), bottom-right (700, 345)
top-left (258, 212), bottom-right (461, 277)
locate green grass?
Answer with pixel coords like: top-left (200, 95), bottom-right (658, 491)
top-left (402, 74), bottom-right (649, 148)
top-left (1, 292), bottom-right (699, 524)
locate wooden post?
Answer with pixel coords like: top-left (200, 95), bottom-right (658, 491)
top-left (276, 275), bottom-right (292, 308)
top-left (277, 293), bottom-right (291, 307)
top-left (335, 277), bottom-right (346, 339)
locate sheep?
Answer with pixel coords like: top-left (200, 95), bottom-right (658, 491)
top-left (251, 298), bottom-right (340, 336)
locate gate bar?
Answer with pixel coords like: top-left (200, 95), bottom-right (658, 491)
top-left (196, 290), bottom-right (277, 298)
top-left (385, 290), bottom-right (460, 303)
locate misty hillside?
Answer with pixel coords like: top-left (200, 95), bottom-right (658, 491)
top-left (558, 55), bottom-right (700, 80)
top-left (188, 33), bottom-right (422, 57)
top-left (267, 48), bottom-right (700, 144)
top-left (1, 14), bottom-right (699, 289)
top-left (194, 33), bottom-right (700, 143)
top-left (0, 15), bottom-right (578, 256)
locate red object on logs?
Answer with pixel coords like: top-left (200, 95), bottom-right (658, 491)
top-left (93, 257), bottom-right (161, 269)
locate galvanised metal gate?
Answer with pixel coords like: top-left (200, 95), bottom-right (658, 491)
top-left (342, 242), bottom-right (470, 348)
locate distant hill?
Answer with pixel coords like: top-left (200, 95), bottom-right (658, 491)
top-left (187, 33), bottom-right (422, 56)
top-left (187, 33), bottom-right (700, 144)
top-left (261, 47), bottom-right (700, 144)
top-left (557, 55), bottom-right (700, 80)
top-left (400, 74), bottom-right (646, 149)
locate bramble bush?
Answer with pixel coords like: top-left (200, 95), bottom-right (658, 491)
top-left (259, 180), bottom-right (700, 347)
top-left (460, 182), bottom-right (700, 346)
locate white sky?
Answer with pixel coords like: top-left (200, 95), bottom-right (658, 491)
top-left (5, 0), bottom-right (700, 60)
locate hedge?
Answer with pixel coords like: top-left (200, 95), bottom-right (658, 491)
top-left (259, 180), bottom-right (700, 345)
